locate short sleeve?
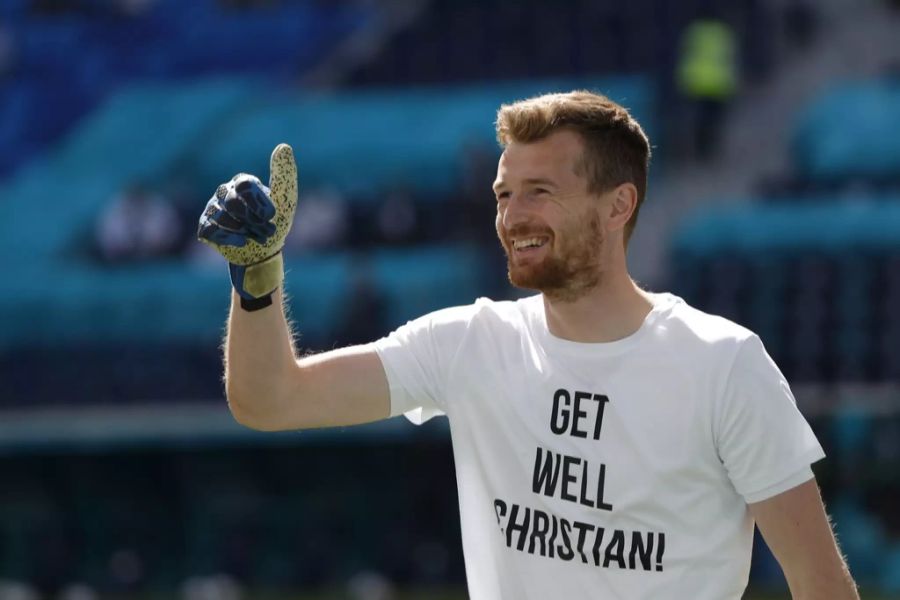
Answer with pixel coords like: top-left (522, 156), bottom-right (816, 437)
top-left (371, 305), bottom-right (473, 425)
top-left (715, 335), bottom-right (825, 503)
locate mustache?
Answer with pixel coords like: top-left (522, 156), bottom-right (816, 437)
top-left (500, 225), bottom-right (554, 240)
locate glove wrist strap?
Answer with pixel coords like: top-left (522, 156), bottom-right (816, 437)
top-left (240, 294), bottom-right (274, 312)
top-left (229, 252), bottom-right (284, 311)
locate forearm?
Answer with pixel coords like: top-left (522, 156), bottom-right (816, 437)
top-left (224, 287), bottom-right (298, 428)
top-left (752, 480), bottom-right (860, 600)
top-left (203, 144), bottom-right (388, 430)
top-left (787, 560), bottom-right (859, 600)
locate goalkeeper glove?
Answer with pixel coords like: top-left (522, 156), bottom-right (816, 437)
top-left (197, 143), bottom-right (298, 311)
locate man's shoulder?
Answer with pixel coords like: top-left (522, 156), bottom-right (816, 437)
top-left (660, 294), bottom-right (756, 351)
top-left (420, 294), bottom-right (538, 331)
top-left (379, 296), bottom-right (535, 359)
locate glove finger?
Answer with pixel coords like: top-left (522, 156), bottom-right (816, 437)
top-left (268, 143), bottom-right (298, 214)
top-left (240, 219), bottom-right (276, 245)
top-left (243, 218), bottom-right (276, 243)
top-left (223, 186), bottom-right (274, 228)
top-left (222, 192), bottom-right (252, 224)
top-left (200, 196), bottom-right (260, 242)
top-left (215, 192), bottom-right (275, 243)
top-left (234, 177), bottom-right (276, 222)
top-left (207, 200), bottom-right (247, 233)
top-left (198, 216), bottom-right (248, 247)
top-left (206, 191), bottom-right (275, 245)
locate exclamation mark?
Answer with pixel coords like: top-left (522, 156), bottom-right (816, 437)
top-left (655, 532), bottom-right (665, 572)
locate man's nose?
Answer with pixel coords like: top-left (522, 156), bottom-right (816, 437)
top-left (501, 192), bottom-right (533, 230)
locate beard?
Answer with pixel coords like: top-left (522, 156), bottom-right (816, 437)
top-left (498, 212), bottom-right (603, 302)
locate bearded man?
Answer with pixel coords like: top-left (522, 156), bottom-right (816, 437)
top-left (198, 90), bottom-right (859, 600)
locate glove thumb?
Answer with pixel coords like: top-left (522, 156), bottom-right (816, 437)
top-left (268, 143), bottom-right (298, 216)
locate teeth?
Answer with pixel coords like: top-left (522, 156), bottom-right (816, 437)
top-left (513, 237), bottom-right (545, 250)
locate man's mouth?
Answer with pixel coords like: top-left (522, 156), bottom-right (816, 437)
top-left (511, 236), bottom-right (550, 254)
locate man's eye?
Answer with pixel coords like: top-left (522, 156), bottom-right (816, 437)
top-left (496, 192), bottom-right (510, 201)
top-left (535, 188), bottom-right (549, 195)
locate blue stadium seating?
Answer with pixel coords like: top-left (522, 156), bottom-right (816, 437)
top-left (0, 75), bottom-right (653, 351)
top-left (671, 198), bottom-right (900, 381)
top-left (192, 76), bottom-right (655, 195)
top-left (830, 493), bottom-right (889, 580)
top-left (792, 79), bottom-right (900, 184)
top-left (0, 0), bottom-right (373, 177)
top-left (673, 198), bottom-right (900, 256)
top-left (881, 544), bottom-right (900, 593)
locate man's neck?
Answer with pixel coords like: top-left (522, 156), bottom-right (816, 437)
top-left (542, 270), bottom-right (654, 343)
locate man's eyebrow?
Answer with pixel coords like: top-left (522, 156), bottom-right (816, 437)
top-left (492, 178), bottom-right (558, 192)
top-left (524, 178), bottom-right (558, 188)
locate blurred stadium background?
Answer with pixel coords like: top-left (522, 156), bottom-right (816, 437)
top-left (0, 0), bottom-right (899, 598)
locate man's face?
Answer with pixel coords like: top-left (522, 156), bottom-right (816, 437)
top-left (493, 129), bottom-right (607, 301)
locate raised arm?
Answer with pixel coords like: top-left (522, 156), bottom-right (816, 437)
top-left (749, 478), bottom-right (859, 600)
top-left (224, 288), bottom-right (390, 431)
top-left (199, 144), bottom-right (391, 431)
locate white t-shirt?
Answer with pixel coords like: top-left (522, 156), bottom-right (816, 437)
top-left (372, 293), bottom-right (825, 600)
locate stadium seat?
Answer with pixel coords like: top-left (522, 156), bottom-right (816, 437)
top-left (793, 79), bottom-right (900, 184)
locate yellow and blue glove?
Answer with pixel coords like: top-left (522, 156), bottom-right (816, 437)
top-left (197, 143), bottom-right (298, 311)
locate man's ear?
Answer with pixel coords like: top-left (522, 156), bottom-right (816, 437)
top-left (606, 182), bottom-right (639, 234)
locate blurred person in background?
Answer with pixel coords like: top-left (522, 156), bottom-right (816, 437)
top-left (459, 139), bottom-right (503, 245)
top-left (96, 181), bottom-right (181, 263)
top-left (335, 256), bottom-right (388, 348)
top-left (459, 140), bottom-right (511, 299)
top-left (283, 186), bottom-right (348, 251)
top-left (375, 186), bottom-right (421, 245)
top-left (197, 91), bottom-right (858, 599)
top-left (676, 11), bottom-right (739, 161)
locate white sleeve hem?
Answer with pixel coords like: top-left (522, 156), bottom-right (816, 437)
top-left (742, 457), bottom-right (821, 504)
top-left (371, 340), bottom-right (445, 425)
top-left (404, 406), bottom-right (446, 425)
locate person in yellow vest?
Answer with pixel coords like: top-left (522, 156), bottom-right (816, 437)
top-left (677, 16), bottom-right (739, 161)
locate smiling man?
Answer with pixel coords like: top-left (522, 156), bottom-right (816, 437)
top-left (198, 91), bottom-right (859, 599)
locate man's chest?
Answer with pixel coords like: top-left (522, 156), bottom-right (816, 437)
top-left (445, 342), bottom-right (727, 524)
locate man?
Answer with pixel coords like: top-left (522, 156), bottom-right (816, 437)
top-left (198, 91), bottom-right (859, 599)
